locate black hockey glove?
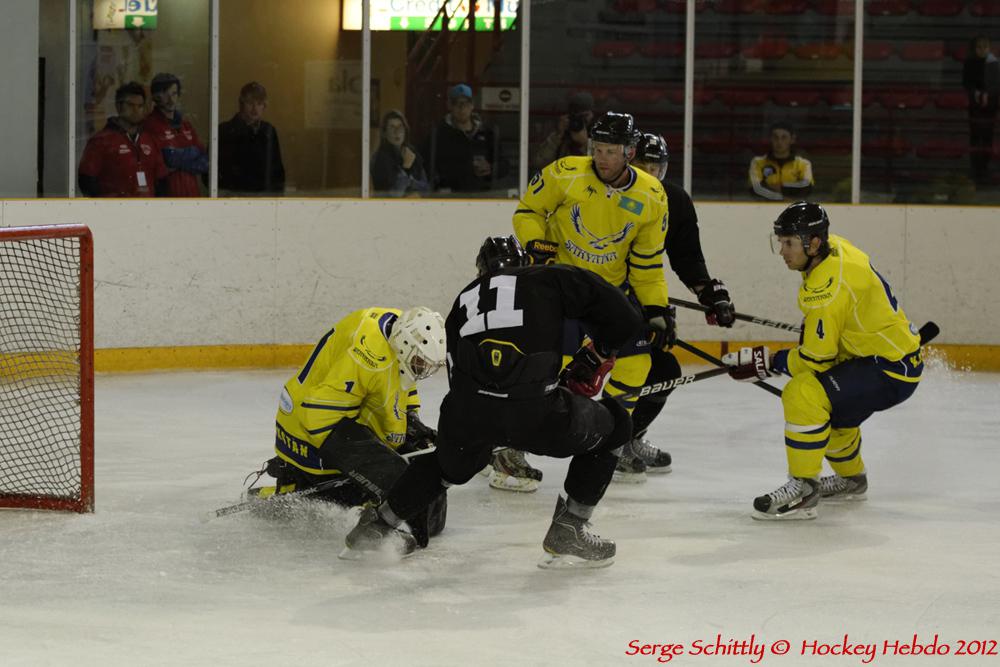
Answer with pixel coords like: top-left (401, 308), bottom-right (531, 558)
top-left (525, 239), bottom-right (558, 265)
top-left (560, 342), bottom-right (616, 397)
top-left (644, 305), bottom-right (677, 350)
top-left (696, 278), bottom-right (735, 328)
top-left (400, 409), bottom-right (436, 454)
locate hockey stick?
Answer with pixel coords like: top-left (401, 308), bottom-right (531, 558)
top-left (620, 366), bottom-right (731, 401)
top-left (673, 339), bottom-right (784, 398)
top-left (669, 297), bottom-right (803, 333)
top-left (204, 447), bottom-right (436, 521)
top-left (666, 322), bottom-right (941, 402)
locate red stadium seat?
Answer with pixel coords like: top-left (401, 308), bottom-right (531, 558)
top-left (811, 0), bottom-right (854, 15)
top-left (971, 0), bottom-right (1000, 16)
top-left (771, 89), bottom-right (822, 106)
top-left (862, 90), bottom-right (879, 107)
top-left (934, 90), bottom-right (968, 109)
top-left (714, 0), bottom-right (766, 13)
top-left (899, 41), bottom-right (945, 61)
top-left (866, 0), bottom-right (909, 15)
top-left (696, 42), bottom-right (739, 59)
top-left (878, 89), bottom-right (929, 109)
top-left (742, 38), bottom-right (789, 60)
top-left (793, 42), bottom-right (844, 60)
top-left (667, 88), bottom-right (716, 105)
top-left (717, 88), bottom-right (770, 106)
top-left (591, 41), bottom-right (637, 58)
top-left (825, 88), bottom-right (854, 106)
top-left (862, 41), bottom-right (894, 60)
top-left (916, 0), bottom-right (963, 16)
top-left (809, 137), bottom-right (852, 155)
top-left (661, 0), bottom-right (709, 12)
top-left (862, 137), bottom-right (911, 158)
top-left (765, 0), bottom-right (809, 13)
top-left (616, 88), bottom-right (666, 105)
top-left (916, 139), bottom-right (966, 159)
top-left (640, 41), bottom-right (685, 58)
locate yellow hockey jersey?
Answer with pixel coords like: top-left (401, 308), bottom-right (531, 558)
top-left (513, 156), bottom-right (669, 308)
top-left (274, 307), bottom-right (419, 475)
top-left (749, 153), bottom-right (813, 201)
top-left (785, 235), bottom-right (921, 378)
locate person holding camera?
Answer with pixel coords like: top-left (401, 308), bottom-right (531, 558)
top-left (532, 92), bottom-right (595, 172)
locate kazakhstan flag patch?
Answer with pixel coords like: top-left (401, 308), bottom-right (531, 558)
top-left (618, 196), bottom-right (644, 215)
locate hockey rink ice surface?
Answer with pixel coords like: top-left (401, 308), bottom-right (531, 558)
top-left (1, 357), bottom-right (998, 667)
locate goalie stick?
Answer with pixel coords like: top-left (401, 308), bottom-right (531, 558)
top-left (204, 447), bottom-right (436, 521)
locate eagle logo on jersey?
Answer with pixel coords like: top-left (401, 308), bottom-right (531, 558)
top-left (570, 204), bottom-right (635, 250)
top-left (803, 277), bottom-right (834, 293)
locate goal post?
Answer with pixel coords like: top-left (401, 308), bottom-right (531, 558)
top-left (0, 224), bottom-right (94, 512)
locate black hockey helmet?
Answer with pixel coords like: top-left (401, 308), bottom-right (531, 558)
top-left (589, 112), bottom-right (638, 147)
top-left (476, 235), bottom-right (528, 276)
top-left (773, 201), bottom-right (831, 258)
top-left (634, 132), bottom-right (669, 180)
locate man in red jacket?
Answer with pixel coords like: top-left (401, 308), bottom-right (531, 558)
top-left (78, 82), bottom-right (169, 197)
top-left (143, 72), bottom-right (209, 197)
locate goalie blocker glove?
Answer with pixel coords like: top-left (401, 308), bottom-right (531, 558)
top-left (560, 342), bottom-right (616, 397)
top-left (643, 305), bottom-right (677, 350)
top-left (722, 345), bottom-right (773, 382)
top-left (525, 239), bottom-right (558, 266)
top-left (695, 278), bottom-right (735, 327)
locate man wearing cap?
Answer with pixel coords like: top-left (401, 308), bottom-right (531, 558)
top-left (144, 72), bottom-right (209, 197)
top-left (425, 83), bottom-right (508, 193)
top-left (532, 91), bottom-right (595, 172)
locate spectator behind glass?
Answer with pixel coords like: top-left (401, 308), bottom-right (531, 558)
top-left (78, 81), bottom-right (168, 197)
top-left (371, 110), bottom-right (429, 197)
top-left (219, 82), bottom-right (286, 195)
top-left (748, 121), bottom-right (814, 201)
top-left (532, 91), bottom-right (594, 172)
top-left (425, 83), bottom-right (509, 194)
top-left (144, 72), bottom-right (209, 197)
top-left (962, 35), bottom-right (1000, 186)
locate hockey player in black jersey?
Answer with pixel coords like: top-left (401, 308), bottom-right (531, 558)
top-left (342, 236), bottom-right (641, 568)
top-left (621, 132), bottom-right (736, 477)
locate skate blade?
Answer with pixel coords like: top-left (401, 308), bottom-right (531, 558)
top-left (611, 471), bottom-right (647, 484)
top-left (538, 553), bottom-right (614, 570)
top-left (645, 465), bottom-right (672, 475)
top-left (337, 545), bottom-right (416, 561)
top-left (489, 473), bottom-right (540, 493)
top-left (822, 492), bottom-right (867, 502)
top-left (751, 506), bottom-right (818, 521)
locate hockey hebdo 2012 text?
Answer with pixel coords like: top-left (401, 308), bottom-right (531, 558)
top-left (624, 633), bottom-right (998, 663)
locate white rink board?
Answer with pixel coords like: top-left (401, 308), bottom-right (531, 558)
top-left (1, 199), bottom-right (995, 348)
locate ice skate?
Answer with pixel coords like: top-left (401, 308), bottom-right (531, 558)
top-left (539, 496), bottom-right (615, 569)
top-left (627, 435), bottom-right (672, 474)
top-left (611, 450), bottom-right (647, 484)
top-left (339, 505), bottom-right (417, 560)
top-left (752, 477), bottom-right (820, 521)
top-left (819, 472), bottom-right (867, 501)
top-left (489, 448), bottom-right (543, 493)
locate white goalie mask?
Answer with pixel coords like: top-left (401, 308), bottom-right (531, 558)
top-left (389, 307), bottom-right (447, 386)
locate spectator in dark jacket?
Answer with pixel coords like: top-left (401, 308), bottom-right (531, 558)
top-left (144, 72), bottom-right (209, 197)
top-left (371, 110), bottom-right (429, 197)
top-left (425, 83), bottom-right (508, 194)
top-left (962, 36), bottom-right (1000, 185)
top-left (219, 82), bottom-right (285, 195)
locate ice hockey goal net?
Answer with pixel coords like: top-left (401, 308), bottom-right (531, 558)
top-left (0, 225), bottom-right (93, 512)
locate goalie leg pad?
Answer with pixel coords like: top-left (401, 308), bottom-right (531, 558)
top-left (318, 419), bottom-right (408, 503)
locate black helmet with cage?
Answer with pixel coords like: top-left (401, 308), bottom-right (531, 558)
top-left (476, 235), bottom-right (528, 277)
